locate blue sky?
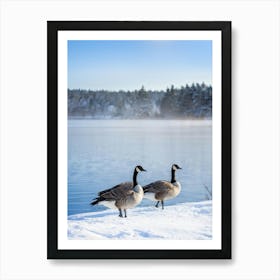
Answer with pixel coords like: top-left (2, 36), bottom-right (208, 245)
top-left (68, 40), bottom-right (212, 91)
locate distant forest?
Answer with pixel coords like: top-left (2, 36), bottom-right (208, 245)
top-left (68, 83), bottom-right (212, 119)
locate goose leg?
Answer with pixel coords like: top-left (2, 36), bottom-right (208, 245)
top-left (161, 200), bottom-right (164, 210)
top-left (124, 209), bottom-right (127, 218)
top-left (155, 201), bottom-right (160, 208)
top-left (118, 209), bottom-right (123, 218)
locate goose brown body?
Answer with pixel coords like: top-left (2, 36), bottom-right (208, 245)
top-left (143, 164), bottom-right (182, 209)
top-left (91, 166), bottom-right (146, 217)
top-left (98, 182), bottom-right (144, 209)
top-left (144, 180), bottom-right (181, 201)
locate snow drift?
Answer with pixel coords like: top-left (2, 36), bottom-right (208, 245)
top-left (68, 200), bottom-right (212, 240)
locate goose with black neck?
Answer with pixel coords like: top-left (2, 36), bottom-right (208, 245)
top-left (143, 164), bottom-right (182, 210)
top-left (91, 165), bottom-right (146, 217)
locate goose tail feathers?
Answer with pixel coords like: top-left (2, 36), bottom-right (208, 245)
top-left (90, 197), bottom-right (104, 206)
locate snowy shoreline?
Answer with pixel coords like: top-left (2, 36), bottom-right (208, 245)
top-left (68, 200), bottom-right (212, 240)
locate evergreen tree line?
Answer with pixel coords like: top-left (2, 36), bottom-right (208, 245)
top-left (68, 83), bottom-right (212, 119)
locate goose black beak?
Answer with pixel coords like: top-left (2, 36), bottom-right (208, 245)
top-left (142, 169), bottom-right (147, 172)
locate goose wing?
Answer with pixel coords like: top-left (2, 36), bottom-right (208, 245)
top-left (99, 182), bottom-right (134, 200)
top-left (144, 181), bottom-right (175, 201)
top-left (98, 182), bottom-right (133, 196)
top-left (143, 180), bottom-right (173, 193)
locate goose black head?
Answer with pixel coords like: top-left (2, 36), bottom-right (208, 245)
top-left (172, 164), bottom-right (182, 171)
top-left (135, 165), bottom-right (147, 172)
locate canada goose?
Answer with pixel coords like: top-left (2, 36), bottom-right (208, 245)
top-left (91, 165), bottom-right (146, 217)
top-left (143, 164), bottom-right (182, 209)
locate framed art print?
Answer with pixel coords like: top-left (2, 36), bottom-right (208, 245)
top-left (47, 21), bottom-right (231, 259)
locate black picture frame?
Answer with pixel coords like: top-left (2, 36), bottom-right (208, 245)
top-left (47, 21), bottom-right (231, 259)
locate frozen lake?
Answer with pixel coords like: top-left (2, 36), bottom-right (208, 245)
top-left (68, 120), bottom-right (212, 216)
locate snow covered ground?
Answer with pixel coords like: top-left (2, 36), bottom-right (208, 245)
top-left (68, 200), bottom-right (212, 240)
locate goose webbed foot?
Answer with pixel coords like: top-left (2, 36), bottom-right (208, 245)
top-left (118, 209), bottom-right (123, 218)
top-left (155, 201), bottom-right (160, 208)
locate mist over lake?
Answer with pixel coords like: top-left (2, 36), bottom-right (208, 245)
top-left (68, 120), bottom-right (212, 216)
top-left (68, 83), bottom-right (212, 119)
